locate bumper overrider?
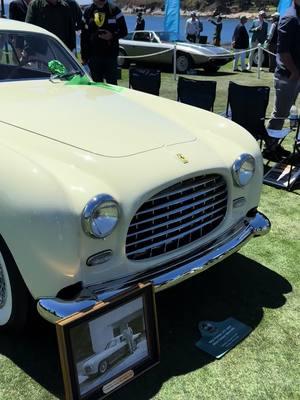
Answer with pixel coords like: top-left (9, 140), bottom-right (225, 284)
top-left (37, 211), bottom-right (270, 324)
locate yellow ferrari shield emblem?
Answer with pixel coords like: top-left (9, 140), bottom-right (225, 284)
top-left (176, 153), bottom-right (189, 164)
top-left (94, 12), bottom-right (105, 27)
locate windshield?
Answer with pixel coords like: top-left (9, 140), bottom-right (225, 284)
top-left (105, 339), bottom-right (118, 350)
top-left (0, 30), bottom-right (83, 81)
top-left (155, 32), bottom-right (173, 42)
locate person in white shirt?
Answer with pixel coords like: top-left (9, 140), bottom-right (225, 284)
top-left (185, 11), bottom-right (199, 43)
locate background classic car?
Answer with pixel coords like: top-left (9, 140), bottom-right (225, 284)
top-left (0, 19), bottom-right (270, 331)
top-left (82, 333), bottom-right (141, 377)
top-left (118, 31), bottom-right (233, 73)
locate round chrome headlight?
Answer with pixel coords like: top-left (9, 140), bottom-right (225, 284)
top-left (232, 154), bottom-right (255, 187)
top-left (82, 194), bottom-right (120, 238)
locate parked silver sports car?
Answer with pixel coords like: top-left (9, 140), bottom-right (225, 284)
top-left (118, 31), bottom-right (233, 73)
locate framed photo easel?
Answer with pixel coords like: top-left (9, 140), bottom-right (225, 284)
top-left (56, 283), bottom-right (159, 400)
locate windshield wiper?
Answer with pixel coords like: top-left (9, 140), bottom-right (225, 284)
top-left (49, 70), bottom-right (84, 83)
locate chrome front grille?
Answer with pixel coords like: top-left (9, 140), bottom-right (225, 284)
top-left (126, 174), bottom-right (228, 260)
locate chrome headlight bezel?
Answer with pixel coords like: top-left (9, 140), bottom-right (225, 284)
top-left (232, 154), bottom-right (256, 187)
top-left (81, 194), bottom-right (120, 239)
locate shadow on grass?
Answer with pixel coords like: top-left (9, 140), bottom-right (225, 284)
top-left (124, 62), bottom-right (236, 77)
top-left (0, 253), bottom-right (292, 399)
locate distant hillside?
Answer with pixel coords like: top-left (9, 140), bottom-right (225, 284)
top-left (116, 0), bottom-right (278, 14)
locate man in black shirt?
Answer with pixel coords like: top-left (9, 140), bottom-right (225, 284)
top-left (265, 12), bottom-right (279, 73)
top-left (265, 0), bottom-right (300, 158)
top-left (81, 0), bottom-right (128, 84)
top-left (135, 12), bottom-right (145, 31)
top-left (26, 0), bottom-right (75, 51)
top-left (232, 15), bottom-right (249, 72)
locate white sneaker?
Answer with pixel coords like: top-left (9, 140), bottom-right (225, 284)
top-left (246, 65), bottom-right (251, 71)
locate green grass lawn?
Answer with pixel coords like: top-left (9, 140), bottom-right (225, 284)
top-left (0, 62), bottom-right (299, 400)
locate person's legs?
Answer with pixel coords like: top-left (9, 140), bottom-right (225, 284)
top-left (233, 50), bottom-right (239, 70)
top-left (186, 34), bottom-right (196, 43)
top-left (103, 56), bottom-right (118, 85)
top-left (264, 76), bottom-right (300, 155)
top-left (241, 50), bottom-right (246, 71)
top-left (88, 56), bottom-right (104, 82)
top-left (268, 43), bottom-right (276, 72)
top-left (247, 40), bottom-right (258, 70)
top-left (268, 76), bottom-right (300, 130)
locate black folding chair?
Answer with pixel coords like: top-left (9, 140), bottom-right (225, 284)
top-left (264, 118), bottom-right (300, 191)
top-left (129, 67), bottom-right (161, 96)
top-left (177, 77), bottom-right (217, 111)
top-left (226, 81), bottom-right (270, 145)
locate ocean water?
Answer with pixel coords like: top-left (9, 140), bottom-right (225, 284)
top-left (1, 1), bottom-right (264, 45)
top-left (124, 15), bottom-right (259, 44)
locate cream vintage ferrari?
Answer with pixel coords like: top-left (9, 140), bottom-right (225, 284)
top-left (0, 19), bottom-right (270, 330)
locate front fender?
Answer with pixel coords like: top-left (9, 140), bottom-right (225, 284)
top-left (0, 142), bottom-right (82, 299)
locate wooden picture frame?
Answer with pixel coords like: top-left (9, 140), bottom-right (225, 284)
top-left (56, 283), bottom-right (159, 400)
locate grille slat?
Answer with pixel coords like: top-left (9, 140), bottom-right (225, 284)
top-left (127, 206), bottom-right (225, 248)
top-left (134, 182), bottom-right (225, 217)
top-left (127, 199), bottom-right (226, 239)
top-left (127, 214), bottom-right (224, 257)
top-left (126, 174), bottom-right (227, 260)
top-left (131, 189), bottom-right (227, 228)
top-left (150, 176), bottom-right (218, 201)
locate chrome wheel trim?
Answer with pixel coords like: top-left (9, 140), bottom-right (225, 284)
top-left (0, 261), bottom-right (7, 308)
top-left (0, 253), bottom-right (12, 325)
top-left (176, 55), bottom-right (189, 73)
top-left (99, 360), bottom-right (108, 374)
top-left (253, 50), bottom-right (265, 66)
top-left (118, 50), bottom-right (126, 67)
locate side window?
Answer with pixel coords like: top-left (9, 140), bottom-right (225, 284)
top-left (0, 34), bottom-right (20, 65)
top-left (134, 32), bottom-right (151, 42)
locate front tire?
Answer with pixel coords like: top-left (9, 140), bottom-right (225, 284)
top-left (0, 242), bottom-right (30, 332)
top-left (252, 50), bottom-right (266, 67)
top-left (118, 48), bottom-right (128, 68)
top-left (98, 359), bottom-right (108, 375)
top-left (176, 53), bottom-right (191, 73)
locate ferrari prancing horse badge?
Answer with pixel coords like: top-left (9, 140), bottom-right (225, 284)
top-left (94, 12), bottom-right (105, 27)
top-left (176, 153), bottom-right (189, 164)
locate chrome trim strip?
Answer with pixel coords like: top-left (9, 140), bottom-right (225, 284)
top-left (37, 211), bottom-right (270, 324)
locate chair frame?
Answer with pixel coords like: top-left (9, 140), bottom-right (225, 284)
top-left (263, 119), bottom-right (300, 191)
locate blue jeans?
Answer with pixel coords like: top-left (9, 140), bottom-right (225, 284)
top-left (268, 75), bottom-right (300, 130)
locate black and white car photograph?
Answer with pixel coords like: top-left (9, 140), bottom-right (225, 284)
top-left (70, 297), bottom-right (148, 396)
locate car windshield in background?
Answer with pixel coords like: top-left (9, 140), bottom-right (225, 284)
top-left (0, 31), bottom-right (82, 81)
top-left (156, 32), bottom-right (173, 42)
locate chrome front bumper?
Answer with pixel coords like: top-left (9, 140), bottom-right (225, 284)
top-left (37, 211), bottom-right (270, 324)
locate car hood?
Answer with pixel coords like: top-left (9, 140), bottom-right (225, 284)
top-left (0, 80), bottom-right (200, 158)
top-left (177, 42), bottom-right (231, 56)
